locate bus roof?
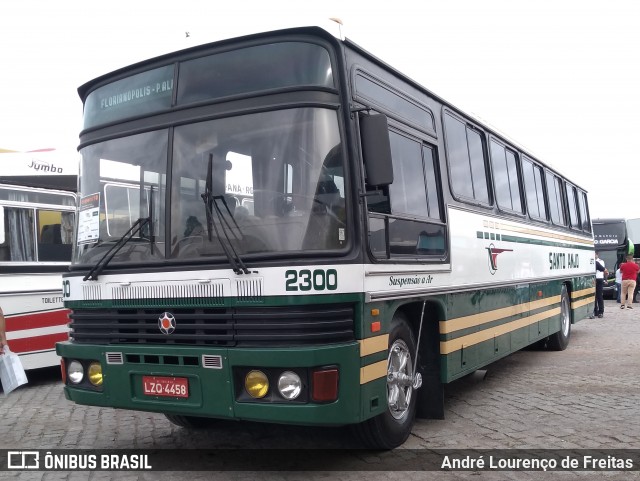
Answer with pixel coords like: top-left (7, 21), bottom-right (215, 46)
top-left (77, 23), bottom-right (583, 191)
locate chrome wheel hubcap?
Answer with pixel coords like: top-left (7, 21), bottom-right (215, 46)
top-left (561, 292), bottom-right (570, 336)
top-left (387, 339), bottom-right (413, 420)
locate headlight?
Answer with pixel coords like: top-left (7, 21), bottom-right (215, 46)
top-left (277, 371), bottom-right (302, 400)
top-left (68, 360), bottom-right (84, 384)
top-left (87, 362), bottom-right (103, 386)
top-left (245, 370), bottom-right (269, 398)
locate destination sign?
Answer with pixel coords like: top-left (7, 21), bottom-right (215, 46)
top-left (83, 65), bottom-right (175, 129)
top-left (99, 79), bottom-right (173, 111)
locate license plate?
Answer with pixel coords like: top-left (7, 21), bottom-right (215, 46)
top-left (142, 376), bottom-right (189, 398)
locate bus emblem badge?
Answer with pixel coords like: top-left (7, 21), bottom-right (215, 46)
top-left (486, 244), bottom-right (513, 275)
top-left (158, 312), bottom-right (176, 334)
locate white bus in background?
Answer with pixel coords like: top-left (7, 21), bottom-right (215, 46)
top-left (0, 149), bottom-right (77, 370)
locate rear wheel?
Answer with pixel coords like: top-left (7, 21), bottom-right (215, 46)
top-left (352, 313), bottom-right (418, 449)
top-left (547, 285), bottom-right (571, 351)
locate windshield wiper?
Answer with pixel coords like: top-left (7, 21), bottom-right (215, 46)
top-left (83, 217), bottom-right (150, 281)
top-left (201, 154), bottom-right (250, 274)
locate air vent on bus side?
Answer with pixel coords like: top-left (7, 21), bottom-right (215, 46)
top-left (202, 355), bottom-right (223, 369)
top-left (105, 352), bottom-right (124, 364)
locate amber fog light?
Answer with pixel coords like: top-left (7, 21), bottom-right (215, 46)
top-left (245, 370), bottom-right (269, 398)
top-left (87, 362), bottom-right (103, 386)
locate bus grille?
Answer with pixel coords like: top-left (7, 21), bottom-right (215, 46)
top-left (68, 304), bottom-right (355, 347)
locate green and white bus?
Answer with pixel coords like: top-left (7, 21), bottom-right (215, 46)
top-left (57, 22), bottom-right (595, 449)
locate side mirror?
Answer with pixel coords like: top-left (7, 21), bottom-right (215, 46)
top-left (0, 206), bottom-right (4, 244)
top-left (360, 114), bottom-right (393, 187)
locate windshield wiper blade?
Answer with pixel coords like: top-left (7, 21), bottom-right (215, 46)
top-left (201, 190), bottom-right (249, 274)
top-left (201, 154), bottom-right (250, 274)
top-left (146, 186), bottom-right (156, 253)
top-left (211, 195), bottom-right (249, 274)
top-left (83, 217), bottom-right (150, 281)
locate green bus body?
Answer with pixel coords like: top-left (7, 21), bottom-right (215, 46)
top-left (57, 24), bottom-right (595, 449)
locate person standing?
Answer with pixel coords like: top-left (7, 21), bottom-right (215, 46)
top-left (591, 251), bottom-right (608, 318)
top-left (619, 254), bottom-right (640, 309)
top-left (615, 264), bottom-right (622, 303)
top-left (0, 306), bottom-right (7, 354)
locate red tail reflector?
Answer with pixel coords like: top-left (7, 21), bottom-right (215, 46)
top-left (312, 368), bottom-right (339, 402)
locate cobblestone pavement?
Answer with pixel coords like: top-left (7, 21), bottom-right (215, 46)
top-left (1, 299), bottom-right (639, 480)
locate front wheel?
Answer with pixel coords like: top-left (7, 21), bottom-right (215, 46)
top-left (352, 313), bottom-right (418, 449)
top-left (547, 285), bottom-right (571, 351)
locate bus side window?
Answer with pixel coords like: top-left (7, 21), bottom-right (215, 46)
top-left (1, 207), bottom-right (35, 262)
top-left (489, 139), bottom-right (523, 214)
top-left (444, 112), bottom-right (490, 205)
top-left (37, 210), bottom-right (74, 262)
top-left (565, 183), bottom-right (580, 230)
top-left (522, 157), bottom-right (547, 221)
top-left (578, 190), bottom-right (591, 233)
top-left (0, 207), bottom-right (7, 261)
top-left (368, 130), bottom-right (446, 259)
top-left (545, 171), bottom-right (566, 226)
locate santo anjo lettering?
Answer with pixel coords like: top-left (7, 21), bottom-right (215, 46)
top-left (29, 160), bottom-right (63, 173)
top-left (549, 252), bottom-right (579, 270)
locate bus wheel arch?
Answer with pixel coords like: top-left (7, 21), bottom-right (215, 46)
top-left (352, 311), bottom-right (417, 449)
top-left (547, 283), bottom-right (572, 351)
top-left (390, 301), bottom-right (445, 420)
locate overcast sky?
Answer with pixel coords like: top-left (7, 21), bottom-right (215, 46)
top-left (1, 0), bottom-right (638, 220)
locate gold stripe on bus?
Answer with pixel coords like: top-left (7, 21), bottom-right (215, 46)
top-left (360, 360), bottom-right (387, 384)
top-left (359, 334), bottom-right (389, 357)
top-left (572, 296), bottom-right (594, 309)
top-left (571, 287), bottom-right (595, 298)
top-left (440, 296), bottom-right (560, 334)
top-left (482, 220), bottom-right (593, 246)
top-left (440, 307), bottom-right (561, 355)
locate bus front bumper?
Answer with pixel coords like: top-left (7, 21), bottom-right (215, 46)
top-left (56, 341), bottom-right (386, 426)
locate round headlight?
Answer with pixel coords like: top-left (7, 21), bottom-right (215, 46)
top-left (277, 371), bottom-right (302, 400)
top-left (68, 360), bottom-right (84, 384)
top-left (87, 362), bottom-right (103, 386)
top-left (245, 370), bottom-right (269, 398)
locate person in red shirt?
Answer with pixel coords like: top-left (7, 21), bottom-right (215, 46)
top-left (619, 254), bottom-right (640, 309)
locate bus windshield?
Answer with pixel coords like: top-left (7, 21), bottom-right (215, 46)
top-left (592, 218), bottom-right (633, 273)
top-left (593, 219), bottom-right (627, 250)
top-left (73, 107), bottom-right (346, 266)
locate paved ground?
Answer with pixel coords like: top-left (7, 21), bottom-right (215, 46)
top-left (1, 299), bottom-right (639, 480)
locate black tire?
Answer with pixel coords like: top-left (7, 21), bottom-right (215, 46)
top-left (164, 414), bottom-right (216, 429)
top-left (547, 285), bottom-right (571, 351)
top-left (352, 313), bottom-right (417, 449)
